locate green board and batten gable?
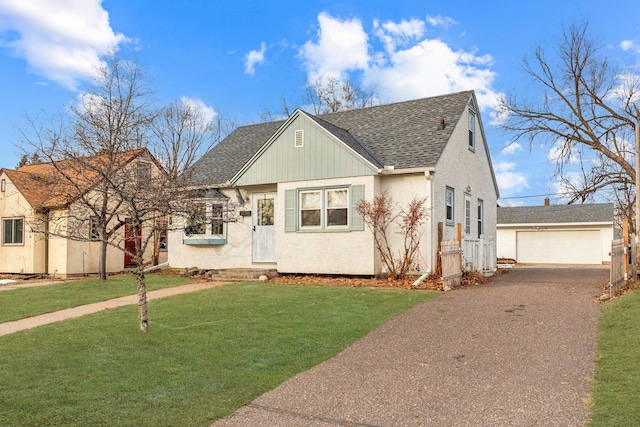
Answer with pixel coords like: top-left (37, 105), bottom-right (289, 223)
top-left (232, 110), bottom-right (382, 186)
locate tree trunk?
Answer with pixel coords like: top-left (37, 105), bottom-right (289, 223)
top-left (137, 268), bottom-right (149, 332)
top-left (98, 239), bottom-right (108, 280)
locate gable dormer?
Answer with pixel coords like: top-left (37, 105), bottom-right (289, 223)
top-left (232, 110), bottom-right (380, 186)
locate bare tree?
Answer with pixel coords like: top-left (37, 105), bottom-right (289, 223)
top-left (257, 76), bottom-right (378, 121)
top-left (304, 75), bottom-right (379, 114)
top-left (18, 57), bottom-right (200, 332)
top-left (499, 22), bottom-right (640, 228)
top-left (151, 100), bottom-right (235, 180)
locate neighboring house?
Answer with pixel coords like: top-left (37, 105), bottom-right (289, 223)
top-left (497, 201), bottom-right (614, 265)
top-left (0, 148), bottom-right (166, 276)
top-left (169, 91), bottom-right (499, 276)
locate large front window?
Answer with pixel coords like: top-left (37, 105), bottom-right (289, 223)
top-left (185, 203), bottom-right (226, 237)
top-left (2, 217), bottom-right (24, 245)
top-left (299, 188), bottom-right (349, 229)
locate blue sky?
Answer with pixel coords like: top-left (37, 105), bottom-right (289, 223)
top-left (1, 0), bottom-right (639, 206)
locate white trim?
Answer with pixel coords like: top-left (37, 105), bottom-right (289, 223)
top-left (498, 221), bottom-right (613, 228)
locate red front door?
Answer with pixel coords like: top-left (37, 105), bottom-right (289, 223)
top-left (124, 219), bottom-right (141, 267)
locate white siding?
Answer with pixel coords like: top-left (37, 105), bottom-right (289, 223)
top-left (432, 105), bottom-right (498, 269)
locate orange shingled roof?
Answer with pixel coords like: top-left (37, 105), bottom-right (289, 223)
top-left (2, 148), bottom-right (151, 210)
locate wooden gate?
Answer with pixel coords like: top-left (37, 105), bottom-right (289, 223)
top-left (610, 239), bottom-right (626, 298)
top-left (441, 240), bottom-right (462, 290)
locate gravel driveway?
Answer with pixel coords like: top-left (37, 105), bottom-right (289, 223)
top-left (212, 266), bottom-right (609, 427)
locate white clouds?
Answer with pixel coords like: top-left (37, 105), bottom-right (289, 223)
top-left (0, 0), bottom-right (128, 89)
top-left (501, 142), bottom-right (523, 155)
top-left (548, 140), bottom-right (580, 164)
top-left (425, 14), bottom-right (457, 29)
top-left (620, 40), bottom-right (635, 51)
top-left (494, 161), bottom-right (529, 195)
top-left (300, 12), bottom-right (369, 82)
top-left (550, 172), bottom-right (582, 202)
top-left (298, 12), bottom-right (503, 119)
top-left (181, 96), bottom-right (217, 127)
top-left (244, 42), bottom-right (266, 76)
top-left (373, 18), bottom-right (424, 53)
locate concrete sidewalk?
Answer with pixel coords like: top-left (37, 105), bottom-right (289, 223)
top-left (212, 267), bottom-right (608, 427)
top-left (0, 281), bottom-right (227, 337)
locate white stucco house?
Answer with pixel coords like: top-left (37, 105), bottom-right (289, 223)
top-left (168, 91), bottom-right (499, 276)
top-left (497, 202), bottom-right (614, 265)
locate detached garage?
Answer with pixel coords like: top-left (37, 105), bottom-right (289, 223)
top-left (497, 202), bottom-right (614, 265)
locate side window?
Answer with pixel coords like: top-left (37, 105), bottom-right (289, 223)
top-left (137, 162), bottom-right (151, 184)
top-left (477, 199), bottom-right (484, 238)
top-left (464, 194), bottom-right (471, 236)
top-left (89, 217), bottom-right (100, 241)
top-left (185, 204), bottom-right (206, 236)
top-left (468, 109), bottom-right (476, 152)
top-left (2, 217), bottom-right (24, 245)
top-left (158, 221), bottom-right (168, 252)
top-left (445, 187), bottom-right (454, 226)
top-left (210, 204), bottom-right (224, 235)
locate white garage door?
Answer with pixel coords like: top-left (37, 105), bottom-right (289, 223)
top-left (516, 230), bottom-right (601, 264)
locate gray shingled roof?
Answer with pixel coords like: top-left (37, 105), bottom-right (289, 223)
top-left (185, 90), bottom-right (473, 186)
top-left (497, 203), bottom-right (614, 224)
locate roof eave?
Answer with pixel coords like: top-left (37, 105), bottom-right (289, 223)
top-left (498, 221), bottom-right (613, 227)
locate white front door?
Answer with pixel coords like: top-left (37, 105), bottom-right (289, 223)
top-left (252, 193), bottom-right (276, 262)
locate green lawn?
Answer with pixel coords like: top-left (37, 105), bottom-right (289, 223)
top-left (0, 274), bottom-right (194, 323)
top-left (0, 282), bottom-right (438, 426)
top-left (589, 287), bottom-right (640, 426)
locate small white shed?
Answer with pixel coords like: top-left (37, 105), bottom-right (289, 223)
top-left (497, 203), bottom-right (614, 265)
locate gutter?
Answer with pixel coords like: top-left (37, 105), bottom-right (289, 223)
top-left (378, 166), bottom-right (435, 175)
top-left (498, 221), bottom-right (613, 228)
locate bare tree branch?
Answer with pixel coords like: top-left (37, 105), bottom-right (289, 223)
top-left (499, 22), bottom-right (640, 229)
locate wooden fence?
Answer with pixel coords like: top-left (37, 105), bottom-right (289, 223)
top-left (441, 240), bottom-right (462, 290)
top-left (610, 239), bottom-right (626, 298)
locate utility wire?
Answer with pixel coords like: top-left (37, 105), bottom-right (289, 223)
top-left (499, 193), bottom-right (562, 200)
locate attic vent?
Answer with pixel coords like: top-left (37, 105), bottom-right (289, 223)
top-left (294, 129), bottom-right (304, 148)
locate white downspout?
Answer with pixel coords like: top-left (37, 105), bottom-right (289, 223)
top-left (425, 169), bottom-right (436, 271)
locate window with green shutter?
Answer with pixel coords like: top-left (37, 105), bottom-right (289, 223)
top-left (284, 185), bottom-right (364, 232)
